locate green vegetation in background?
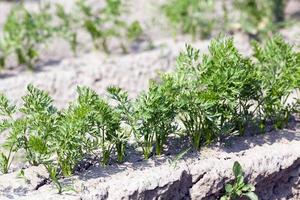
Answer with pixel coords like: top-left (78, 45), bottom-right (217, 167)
top-left (221, 161), bottom-right (258, 200)
top-left (163, 0), bottom-right (216, 39)
top-left (0, 0), bottom-right (144, 70)
top-left (163, 0), bottom-right (290, 40)
top-left (233, 0), bottom-right (287, 39)
top-left (0, 36), bottom-right (299, 193)
top-left (56, 0), bottom-right (144, 54)
top-left (0, 3), bottom-right (55, 70)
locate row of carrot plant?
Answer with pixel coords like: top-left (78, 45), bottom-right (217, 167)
top-left (0, 35), bottom-right (299, 193)
top-left (163, 0), bottom-right (289, 40)
top-left (0, 0), bottom-right (293, 70)
top-left (0, 0), bottom-right (144, 70)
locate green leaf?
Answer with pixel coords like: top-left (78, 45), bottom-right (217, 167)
top-left (220, 197), bottom-right (229, 200)
top-left (0, 93), bottom-right (16, 117)
top-left (225, 184), bottom-right (233, 193)
top-left (0, 56), bottom-right (5, 68)
top-left (242, 184), bottom-right (255, 192)
top-left (127, 21), bottom-right (143, 41)
top-left (243, 191), bottom-right (259, 200)
top-left (45, 164), bottom-right (62, 193)
top-left (233, 161), bottom-right (243, 177)
top-left (27, 47), bottom-right (38, 59)
top-left (28, 135), bottom-right (47, 154)
top-left (0, 120), bottom-right (11, 133)
top-left (236, 190), bottom-right (242, 196)
top-left (0, 153), bottom-right (8, 172)
top-left (17, 169), bottom-right (25, 178)
top-left (236, 175), bottom-right (245, 186)
top-left (21, 84), bottom-right (56, 115)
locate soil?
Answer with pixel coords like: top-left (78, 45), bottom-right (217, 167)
top-left (1, 124), bottom-right (300, 200)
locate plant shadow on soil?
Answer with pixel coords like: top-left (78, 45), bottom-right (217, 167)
top-left (0, 186), bottom-right (30, 199)
top-left (0, 72), bottom-right (15, 79)
top-left (74, 117), bottom-right (300, 183)
top-left (75, 135), bottom-right (193, 181)
top-left (34, 59), bottom-right (63, 72)
top-left (219, 117), bottom-right (300, 154)
top-left (0, 58), bottom-right (64, 80)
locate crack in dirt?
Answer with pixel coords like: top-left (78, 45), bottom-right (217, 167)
top-left (191, 171), bottom-right (207, 185)
top-left (34, 178), bottom-right (49, 190)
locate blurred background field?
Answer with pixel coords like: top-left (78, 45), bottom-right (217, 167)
top-left (0, 0), bottom-right (299, 106)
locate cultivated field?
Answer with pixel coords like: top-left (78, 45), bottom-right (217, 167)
top-left (0, 0), bottom-right (300, 199)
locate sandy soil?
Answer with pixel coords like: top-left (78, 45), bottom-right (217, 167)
top-left (0, 125), bottom-right (299, 199)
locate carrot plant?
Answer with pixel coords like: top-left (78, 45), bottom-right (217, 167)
top-left (77, 86), bottom-right (127, 164)
top-left (233, 0), bottom-right (287, 39)
top-left (19, 84), bottom-right (57, 166)
top-left (0, 93), bottom-right (16, 174)
top-left (133, 82), bottom-right (177, 157)
top-left (71, 0), bottom-right (143, 53)
top-left (201, 38), bottom-right (260, 136)
top-left (0, 85), bottom-right (127, 191)
top-left (54, 98), bottom-right (89, 177)
top-left (165, 38), bottom-right (260, 149)
top-left (126, 21), bottom-right (143, 42)
top-left (0, 4), bottom-right (55, 70)
top-left (252, 36), bottom-right (300, 131)
top-left (45, 164), bottom-right (62, 194)
top-left (53, 86), bottom-right (126, 176)
top-left (163, 0), bottom-right (215, 39)
top-left (108, 83), bottom-right (177, 159)
top-left (55, 4), bottom-right (78, 55)
top-left (0, 84), bottom-right (57, 172)
top-left (0, 1), bottom-right (144, 70)
top-left (163, 47), bottom-right (219, 148)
